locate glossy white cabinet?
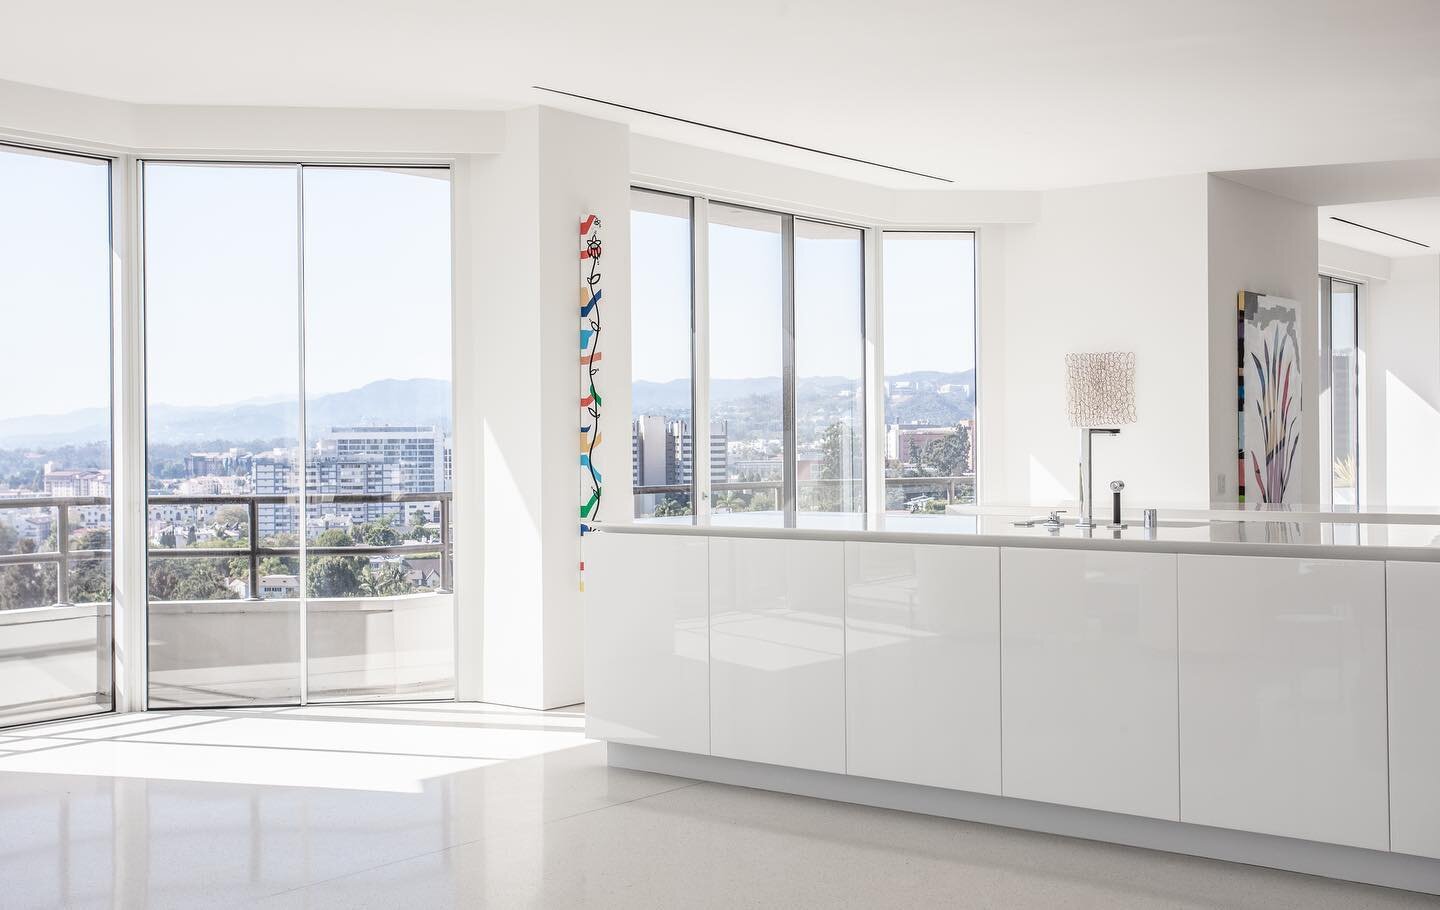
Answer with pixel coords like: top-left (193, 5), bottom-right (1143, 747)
top-left (844, 542), bottom-right (1000, 793)
top-left (709, 537), bottom-right (846, 773)
top-left (1000, 548), bottom-right (1179, 820)
top-left (583, 532), bottom-right (710, 754)
top-left (1387, 561), bottom-right (1440, 859)
top-left (1178, 555), bottom-right (1388, 850)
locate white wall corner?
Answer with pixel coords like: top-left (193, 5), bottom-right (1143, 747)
top-left (1205, 175), bottom-right (1319, 505)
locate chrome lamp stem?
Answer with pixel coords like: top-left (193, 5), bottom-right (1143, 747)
top-left (1076, 428), bottom-right (1120, 529)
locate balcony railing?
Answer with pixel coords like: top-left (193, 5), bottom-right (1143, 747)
top-left (635, 475), bottom-right (976, 511)
top-left (0, 491), bottom-right (451, 606)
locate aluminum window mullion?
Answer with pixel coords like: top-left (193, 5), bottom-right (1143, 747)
top-left (864, 228), bottom-right (884, 518)
top-left (295, 163), bottom-right (309, 706)
top-left (691, 197), bottom-right (712, 519)
top-left (115, 154), bottom-right (147, 713)
top-left (781, 214), bottom-right (797, 525)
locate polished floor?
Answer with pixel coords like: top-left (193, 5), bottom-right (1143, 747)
top-left (0, 703), bottom-right (1435, 909)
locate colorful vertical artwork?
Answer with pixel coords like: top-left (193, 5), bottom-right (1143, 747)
top-left (579, 214), bottom-right (604, 536)
top-left (1238, 291), bottom-right (1302, 504)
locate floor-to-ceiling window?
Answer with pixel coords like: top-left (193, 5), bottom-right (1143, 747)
top-left (632, 191), bottom-right (983, 523)
top-left (794, 220), bottom-right (864, 513)
top-left (881, 232), bottom-right (978, 513)
top-left (0, 144), bottom-right (115, 727)
top-left (142, 162), bottom-right (454, 708)
top-left (708, 204), bottom-right (787, 514)
top-left (630, 189), bottom-right (695, 519)
top-left (1321, 275), bottom-right (1361, 507)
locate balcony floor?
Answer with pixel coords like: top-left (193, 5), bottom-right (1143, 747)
top-left (0, 703), bottom-right (1430, 909)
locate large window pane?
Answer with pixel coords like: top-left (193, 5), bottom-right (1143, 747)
top-left (882, 233), bottom-right (978, 513)
top-left (301, 166), bottom-right (454, 702)
top-left (0, 145), bottom-right (113, 727)
top-left (143, 163), bottom-right (303, 707)
top-left (709, 204), bottom-right (783, 514)
top-left (795, 220), bottom-right (864, 512)
top-left (1328, 278), bottom-right (1360, 506)
top-left (630, 190), bottom-right (695, 519)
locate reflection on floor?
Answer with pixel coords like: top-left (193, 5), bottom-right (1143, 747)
top-left (0, 703), bottom-right (1433, 909)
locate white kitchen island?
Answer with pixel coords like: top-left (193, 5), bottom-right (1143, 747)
top-left (583, 513), bottom-right (1440, 894)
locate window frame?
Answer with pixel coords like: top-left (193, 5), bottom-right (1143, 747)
top-left (632, 183), bottom-right (982, 524)
top-left (877, 229), bottom-right (981, 515)
top-left (1319, 273), bottom-right (1362, 509)
top-left (0, 139), bottom-right (118, 729)
top-left (137, 158), bottom-right (457, 708)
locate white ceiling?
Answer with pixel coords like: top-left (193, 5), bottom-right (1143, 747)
top-left (3, 1), bottom-right (1440, 189)
top-left (1319, 197), bottom-right (1440, 258)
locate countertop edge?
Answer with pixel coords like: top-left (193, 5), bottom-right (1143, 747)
top-left (590, 522), bottom-right (1440, 563)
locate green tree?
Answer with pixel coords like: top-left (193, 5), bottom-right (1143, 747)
top-left (214, 505), bottom-right (250, 530)
top-left (407, 510), bottom-right (436, 541)
top-left (357, 519), bottom-right (400, 548)
top-left (306, 528), bottom-right (365, 598)
top-left (359, 562), bottom-right (411, 597)
top-left (920, 428), bottom-right (970, 478)
top-left (0, 539), bottom-right (57, 610)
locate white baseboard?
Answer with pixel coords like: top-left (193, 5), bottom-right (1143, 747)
top-left (608, 743), bottom-right (1440, 897)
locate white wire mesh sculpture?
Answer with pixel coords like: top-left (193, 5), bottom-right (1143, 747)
top-left (1065, 352), bottom-right (1137, 428)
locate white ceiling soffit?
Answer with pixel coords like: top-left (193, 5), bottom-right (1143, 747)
top-left (2, 1), bottom-right (1440, 190)
top-left (1318, 197), bottom-right (1440, 259)
top-left (1219, 159), bottom-right (1440, 206)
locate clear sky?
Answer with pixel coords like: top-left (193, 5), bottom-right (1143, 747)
top-left (630, 202), bottom-right (976, 385)
top-left (1, 154), bottom-right (452, 424)
top-left (144, 163), bottom-right (452, 409)
top-left (0, 147), bottom-right (111, 420)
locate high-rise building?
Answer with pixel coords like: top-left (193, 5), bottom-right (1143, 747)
top-left (630, 417), bottom-right (728, 490)
top-left (672, 419), bottom-right (728, 486)
top-left (319, 425), bottom-right (447, 493)
top-left (632, 415), bottom-right (673, 488)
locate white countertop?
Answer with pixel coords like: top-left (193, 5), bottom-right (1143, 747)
top-left (596, 511), bottom-right (1440, 562)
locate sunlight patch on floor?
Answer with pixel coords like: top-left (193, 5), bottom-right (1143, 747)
top-left (0, 703), bottom-right (590, 793)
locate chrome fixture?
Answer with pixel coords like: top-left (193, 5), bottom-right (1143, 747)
top-left (1076, 428), bottom-right (1120, 529)
top-left (1143, 508), bottom-right (1159, 530)
top-left (1107, 479), bottom-right (1128, 530)
top-left (1013, 509), bottom-right (1065, 530)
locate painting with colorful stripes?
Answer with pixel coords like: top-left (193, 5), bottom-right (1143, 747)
top-left (579, 213), bottom-right (604, 537)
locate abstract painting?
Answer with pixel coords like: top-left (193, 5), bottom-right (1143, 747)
top-left (1238, 291), bottom-right (1302, 504)
top-left (579, 213), bottom-right (604, 533)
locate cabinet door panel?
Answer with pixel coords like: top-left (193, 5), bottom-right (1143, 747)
top-left (584, 533), bottom-right (709, 754)
top-left (846, 542), bottom-right (1000, 793)
top-left (1001, 548), bottom-right (1179, 820)
top-left (1178, 555), bottom-right (1387, 850)
top-left (1388, 561), bottom-right (1440, 859)
top-left (710, 537), bottom-right (845, 773)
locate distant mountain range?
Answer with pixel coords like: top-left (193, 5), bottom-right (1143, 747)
top-left (0, 378), bottom-right (453, 449)
top-left (2, 369), bottom-right (976, 452)
top-left (634, 370), bottom-right (976, 426)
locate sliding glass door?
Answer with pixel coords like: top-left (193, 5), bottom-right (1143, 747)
top-left (142, 162), bottom-right (453, 707)
top-left (0, 144), bottom-right (115, 727)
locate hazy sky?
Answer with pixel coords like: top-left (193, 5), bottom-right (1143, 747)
top-left (0, 147), bottom-right (111, 421)
top-left (144, 163), bottom-right (452, 409)
top-left (0, 151), bottom-right (451, 425)
top-left (630, 201), bottom-right (976, 385)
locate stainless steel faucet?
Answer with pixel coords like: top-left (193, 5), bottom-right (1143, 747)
top-left (1076, 428), bottom-right (1120, 529)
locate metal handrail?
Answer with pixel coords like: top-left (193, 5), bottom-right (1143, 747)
top-left (0, 491), bottom-right (452, 605)
top-left (634, 476), bottom-right (974, 497)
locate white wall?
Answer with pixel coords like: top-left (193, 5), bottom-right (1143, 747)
top-left (995, 175), bottom-right (1212, 508)
top-left (1363, 255), bottom-right (1440, 508)
top-left (1205, 176), bottom-right (1319, 504)
top-left (463, 107), bottom-right (630, 709)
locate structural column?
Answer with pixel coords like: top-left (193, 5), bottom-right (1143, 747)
top-left (453, 107), bottom-right (631, 709)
